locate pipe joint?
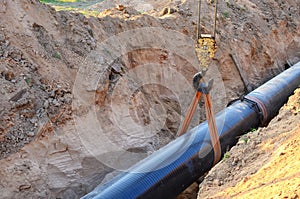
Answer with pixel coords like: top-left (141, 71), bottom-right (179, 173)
top-left (242, 96), bottom-right (267, 126)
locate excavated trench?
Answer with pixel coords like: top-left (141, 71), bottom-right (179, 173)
top-left (0, 0), bottom-right (300, 198)
top-left (83, 62), bottom-right (300, 199)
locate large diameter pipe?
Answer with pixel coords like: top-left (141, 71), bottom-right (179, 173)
top-left (83, 62), bottom-right (300, 199)
top-left (246, 63), bottom-right (300, 125)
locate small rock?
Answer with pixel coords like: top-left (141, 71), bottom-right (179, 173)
top-left (250, 142), bottom-right (256, 149)
top-left (44, 100), bottom-right (49, 109)
top-left (231, 161), bottom-right (237, 166)
top-left (9, 89), bottom-right (27, 102)
top-left (6, 121), bottom-right (14, 128)
top-left (21, 152), bottom-right (28, 158)
top-left (19, 184), bottom-right (31, 191)
top-left (237, 139), bottom-right (246, 145)
top-left (206, 176), bottom-right (214, 182)
top-left (241, 160), bottom-right (246, 167)
top-left (212, 179), bottom-right (222, 186)
top-left (27, 131), bottom-right (35, 137)
top-left (235, 165), bottom-right (241, 171)
top-left (279, 152), bottom-right (285, 156)
top-left (50, 91), bottom-right (55, 97)
top-left (37, 191), bottom-right (47, 198)
top-left (160, 7), bottom-right (176, 16)
top-left (2, 71), bottom-right (15, 81)
top-left (9, 48), bottom-right (23, 61)
top-left (0, 33), bottom-right (5, 42)
top-left (29, 118), bottom-right (37, 124)
top-left (19, 133), bottom-right (24, 139)
top-left (111, 63), bottom-right (123, 74)
top-left (117, 5), bottom-right (124, 11)
top-left (52, 99), bottom-right (60, 107)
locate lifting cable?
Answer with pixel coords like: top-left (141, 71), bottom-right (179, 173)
top-left (197, 0), bottom-right (218, 39)
top-left (195, 0), bottom-right (218, 70)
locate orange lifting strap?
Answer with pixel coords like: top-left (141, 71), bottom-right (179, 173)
top-left (177, 87), bottom-right (221, 165)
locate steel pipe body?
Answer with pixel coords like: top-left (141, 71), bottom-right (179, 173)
top-left (83, 62), bottom-right (300, 199)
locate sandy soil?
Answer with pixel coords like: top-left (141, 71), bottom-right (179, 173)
top-left (198, 88), bottom-right (300, 199)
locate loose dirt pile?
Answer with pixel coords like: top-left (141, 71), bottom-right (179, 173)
top-left (0, 0), bottom-right (299, 198)
top-left (198, 88), bottom-right (300, 199)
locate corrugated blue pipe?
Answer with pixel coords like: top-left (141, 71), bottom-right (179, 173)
top-left (82, 62), bottom-right (300, 199)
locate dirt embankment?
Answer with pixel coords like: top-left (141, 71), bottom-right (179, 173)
top-left (198, 88), bottom-right (300, 199)
top-left (0, 0), bottom-right (299, 198)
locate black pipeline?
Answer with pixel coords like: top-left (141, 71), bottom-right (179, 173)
top-left (82, 62), bottom-right (300, 199)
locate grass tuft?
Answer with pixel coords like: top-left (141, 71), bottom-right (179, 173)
top-left (222, 11), bottom-right (230, 18)
top-left (223, 151), bottom-right (230, 160)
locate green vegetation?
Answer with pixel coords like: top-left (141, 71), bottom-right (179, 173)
top-left (52, 51), bottom-right (62, 59)
top-left (244, 127), bottom-right (257, 135)
top-left (39, 0), bottom-right (100, 5)
top-left (39, 0), bottom-right (103, 17)
top-left (242, 4), bottom-right (247, 11)
top-left (238, 128), bottom-right (257, 144)
top-left (222, 11), bottom-right (230, 18)
top-left (41, 0), bottom-right (77, 3)
top-left (25, 78), bottom-right (33, 87)
top-left (224, 0), bottom-right (231, 7)
top-left (241, 137), bottom-right (249, 143)
top-left (223, 151), bottom-right (230, 160)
